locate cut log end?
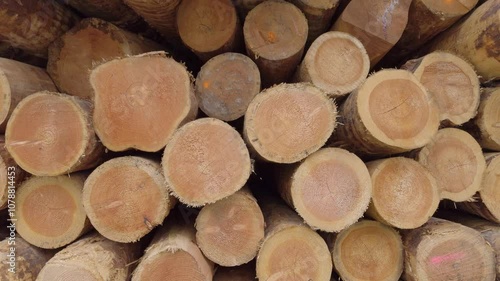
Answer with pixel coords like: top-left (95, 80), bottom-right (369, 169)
top-left (403, 218), bottom-right (496, 281)
top-left (476, 88), bottom-right (500, 150)
top-left (367, 157), bottom-right (440, 229)
top-left (196, 189), bottom-right (264, 266)
top-left (91, 52), bottom-right (197, 152)
top-left (286, 148), bottom-right (371, 232)
top-left (470, 153), bottom-right (500, 222)
top-left (0, 70), bottom-right (10, 125)
top-left (417, 128), bottom-right (486, 202)
top-left (162, 118), bottom-right (251, 206)
top-left (298, 31), bottom-right (369, 96)
top-left (332, 220), bottom-right (404, 281)
top-left (244, 83), bottom-right (337, 163)
top-left (83, 156), bottom-right (173, 243)
top-left (5, 92), bottom-right (100, 176)
top-left (195, 52), bottom-right (260, 121)
top-left (257, 226), bottom-right (332, 281)
top-left (403, 52), bottom-right (480, 125)
top-left (177, 0), bottom-right (239, 60)
top-left (16, 174), bottom-right (89, 249)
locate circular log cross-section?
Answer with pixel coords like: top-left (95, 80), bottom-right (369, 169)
top-left (83, 156), bottom-right (174, 243)
top-left (244, 83), bottom-right (337, 163)
top-left (195, 52), bottom-right (260, 121)
top-left (5, 91), bottom-right (104, 176)
top-left (16, 174), bottom-right (91, 249)
top-left (417, 128), bottom-right (486, 202)
top-left (331, 220), bottom-right (404, 281)
top-left (469, 87), bottom-right (500, 151)
top-left (334, 69), bottom-right (440, 156)
top-left (195, 189), bottom-right (264, 266)
top-left (278, 147), bottom-right (372, 232)
top-left (162, 118), bottom-right (251, 206)
top-left (366, 157), bottom-right (440, 229)
top-left (296, 31), bottom-right (369, 97)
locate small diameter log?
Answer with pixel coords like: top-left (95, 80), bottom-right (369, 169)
top-left (90, 51), bottom-right (197, 152)
top-left (47, 18), bottom-right (161, 99)
top-left (132, 219), bottom-right (214, 281)
top-left (83, 156), bottom-right (175, 243)
top-left (0, 237), bottom-right (55, 281)
top-left (213, 263), bottom-right (256, 281)
top-left (296, 31), bottom-right (370, 97)
top-left (256, 198), bottom-right (332, 281)
top-left (332, 69), bottom-right (440, 156)
top-left (0, 58), bottom-right (57, 132)
top-left (289, 0), bottom-right (339, 44)
top-left (402, 52), bottom-right (480, 126)
top-left (64, 0), bottom-right (144, 30)
top-left (451, 153), bottom-right (500, 223)
top-left (243, 0), bottom-right (308, 87)
top-left (37, 233), bottom-right (141, 281)
top-left (277, 147), bottom-right (372, 232)
top-left (383, 0), bottom-right (478, 66)
top-left (436, 212), bottom-right (500, 276)
top-left (16, 174), bottom-right (91, 249)
top-left (5, 91), bottom-right (104, 176)
top-left (195, 188), bottom-right (265, 266)
top-left (427, 0), bottom-right (499, 82)
top-left (402, 218), bottom-right (496, 281)
top-left (0, 0), bottom-right (78, 58)
top-left (466, 87), bottom-right (500, 151)
top-left (244, 83), bottom-right (337, 163)
top-left (162, 118), bottom-right (251, 206)
top-left (331, 0), bottom-right (412, 66)
top-left (328, 220), bottom-right (404, 281)
top-left (177, 0), bottom-right (241, 61)
top-left (416, 128), bottom-right (486, 202)
top-left (366, 157), bottom-right (440, 229)
top-left (0, 136), bottom-right (26, 210)
top-left (123, 0), bottom-right (181, 40)
top-left (195, 52), bottom-right (260, 121)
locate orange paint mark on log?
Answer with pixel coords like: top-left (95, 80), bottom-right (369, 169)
top-left (267, 31), bottom-right (277, 43)
top-left (203, 81), bottom-right (210, 89)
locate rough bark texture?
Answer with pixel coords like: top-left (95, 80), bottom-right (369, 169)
top-left (124, 0), bottom-right (181, 40)
top-left (290, 0), bottom-right (339, 44)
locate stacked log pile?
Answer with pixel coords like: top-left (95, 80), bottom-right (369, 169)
top-left (0, 0), bottom-right (498, 280)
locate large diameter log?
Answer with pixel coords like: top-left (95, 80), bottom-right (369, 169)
top-left (162, 118), bottom-right (251, 206)
top-left (331, 0), bottom-right (412, 66)
top-left (0, 136), bottom-right (26, 210)
top-left (296, 31), bottom-right (370, 97)
top-left (256, 197), bottom-right (332, 281)
top-left (0, 58), bottom-right (57, 132)
top-left (366, 157), bottom-right (440, 229)
top-left (427, 0), bottom-right (500, 82)
top-left (402, 52), bottom-right (480, 126)
top-left (177, 0), bottom-right (242, 61)
top-left (47, 18), bottom-right (162, 99)
top-left (124, 0), bottom-right (180, 40)
top-left (450, 153), bottom-right (500, 223)
top-left (383, 0), bottom-right (478, 66)
top-left (213, 263), bottom-right (255, 281)
top-left (83, 156), bottom-right (175, 243)
top-left (90, 51), bottom-right (197, 152)
top-left (331, 69), bottom-right (440, 156)
top-left (5, 91), bottom-right (104, 176)
top-left (277, 147), bottom-right (372, 232)
top-left (195, 52), bottom-right (260, 121)
top-left (37, 233), bottom-right (142, 281)
top-left (328, 220), bottom-right (404, 281)
top-left (289, 0), bottom-right (339, 44)
top-left (132, 218), bottom-right (214, 281)
top-left (244, 83), bottom-right (337, 163)
top-left (416, 128), bottom-right (486, 202)
top-left (0, 237), bottom-right (56, 281)
top-left (16, 174), bottom-right (92, 249)
top-left (402, 218), bottom-right (496, 281)
top-left (0, 0), bottom-right (79, 58)
top-left (243, 0), bottom-right (308, 87)
top-left (465, 87), bottom-right (500, 151)
top-left (195, 188), bottom-right (264, 266)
